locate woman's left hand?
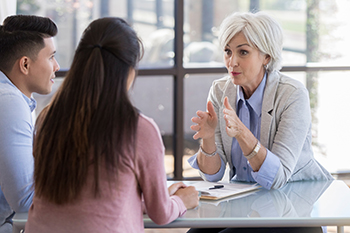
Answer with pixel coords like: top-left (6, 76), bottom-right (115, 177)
top-left (223, 96), bottom-right (244, 138)
top-left (168, 182), bottom-right (187, 196)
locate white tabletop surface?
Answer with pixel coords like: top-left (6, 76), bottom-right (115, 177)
top-left (143, 180), bottom-right (350, 229)
top-left (12, 180), bottom-right (350, 231)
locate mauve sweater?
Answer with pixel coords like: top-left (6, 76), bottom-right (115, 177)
top-left (25, 114), bottom-right (186, 233)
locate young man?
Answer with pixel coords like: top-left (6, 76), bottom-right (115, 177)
top-left (0, 15), bottom-right (60, 231)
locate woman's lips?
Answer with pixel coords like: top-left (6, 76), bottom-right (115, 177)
top-left (231, 72), bottom-right (241, 76)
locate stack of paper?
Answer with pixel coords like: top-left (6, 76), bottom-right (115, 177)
top-left (192, 181), bottom-right (261, 200)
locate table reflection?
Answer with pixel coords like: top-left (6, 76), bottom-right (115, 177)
top-left (185, 180), bottom-right (332, 219)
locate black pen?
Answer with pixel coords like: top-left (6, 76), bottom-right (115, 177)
top-left (209, 185), bottom-right (224, 190)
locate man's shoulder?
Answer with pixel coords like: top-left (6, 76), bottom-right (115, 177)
top-left (0, 86), bottom-right (27, 106)
top-left (0, 85), bottom-right (31, 119)
top-left (0, 79), bottom-right (23, 96)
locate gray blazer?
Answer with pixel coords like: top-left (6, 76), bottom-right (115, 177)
top-left (205, 70), bottom-right (333, 189)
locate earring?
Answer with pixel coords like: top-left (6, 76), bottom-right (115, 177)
top-left (264, 64), bottom-right (268, 70)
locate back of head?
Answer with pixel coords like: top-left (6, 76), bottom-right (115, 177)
top-left (218, 11), bottom-right (283, 72)
top-left (34, 17), bottom-right (143, 204)
top-left (0, 15), bottom-right (57, 73)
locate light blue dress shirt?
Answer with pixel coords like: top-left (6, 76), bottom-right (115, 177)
top-left (0, 71), bottom-right (35, 225)
top-left (188, 73), bottom-right (280, 189)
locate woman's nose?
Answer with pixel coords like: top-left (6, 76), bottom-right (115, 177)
top-left (229, 55), bottom-right (238, 67)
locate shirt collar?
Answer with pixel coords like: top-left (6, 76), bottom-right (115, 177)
top-left (236, 72), bottom-right (267, 117)
top-left (0, 71), bottom-right (37, 112)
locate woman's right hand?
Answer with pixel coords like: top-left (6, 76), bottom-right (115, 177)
top-left (173, 186), bottom-right (199, 210)
top-left (190, 101), bottom-right (218, 140)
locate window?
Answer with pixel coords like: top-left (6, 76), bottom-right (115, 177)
top-left (16, 0), bottom-right (350, 179)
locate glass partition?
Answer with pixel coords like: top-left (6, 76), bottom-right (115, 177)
top-left (183, 0), bottom-right (350, 67)
top-left (286, 70), bottom-right (350, 174)
top-left (17, 0), bottom-right (175, 69)
top-left (283, 71), bottom-right (350, 173)
top-left (129, 76), bottom-right (174, 178)
top-left (16, 0), bottom-right (350, 179)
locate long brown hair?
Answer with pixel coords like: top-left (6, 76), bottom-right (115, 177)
top-left (34, 17), bottom-right (143, 204)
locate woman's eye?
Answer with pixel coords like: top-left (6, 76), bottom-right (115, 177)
top-left (224, 49), bottom-right (231, 55)
top-left (240, 50), bottom-right (248, 55)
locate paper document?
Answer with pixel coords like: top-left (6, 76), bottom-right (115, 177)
top-left (192, 181), bottom-right (261, 200)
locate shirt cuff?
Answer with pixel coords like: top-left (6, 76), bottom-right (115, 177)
top-left (251, 149), bottom-right (280, 189)
top-left (187, 153), bottom-right (226, 182)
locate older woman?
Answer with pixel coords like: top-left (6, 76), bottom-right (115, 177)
top-left (189, 11), bottom-right (332, 190)
top-left (187, 10), bottom-right (332, 233)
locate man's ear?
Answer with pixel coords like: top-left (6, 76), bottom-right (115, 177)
top-left (19, 56), bottom-right (30, 75)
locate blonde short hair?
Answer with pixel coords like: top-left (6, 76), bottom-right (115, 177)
top-left (219, 11), bottom-right (283, 72)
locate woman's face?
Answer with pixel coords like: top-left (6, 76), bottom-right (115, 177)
top-left (223, 32), bottom-right (269, 97)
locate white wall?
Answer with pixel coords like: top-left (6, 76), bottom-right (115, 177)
top-left (0, 0), bottom-right (16, 23)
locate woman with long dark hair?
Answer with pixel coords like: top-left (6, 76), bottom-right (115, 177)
top-left (25, 17), bottom-right (198, 233)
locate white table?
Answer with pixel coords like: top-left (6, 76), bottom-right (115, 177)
top-left (143, 180), bottom-right (350, 233)
top-left (11, 180), bottom-right (350, 233)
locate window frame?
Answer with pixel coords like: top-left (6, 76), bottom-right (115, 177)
top-left (54, 0), bottom-right (350, 180)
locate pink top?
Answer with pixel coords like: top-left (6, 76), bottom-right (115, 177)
top-left (25, 114), bottom-right (186, 233)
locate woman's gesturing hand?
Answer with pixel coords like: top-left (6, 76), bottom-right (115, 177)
top-left (223, 97), bottom-right (244, 138)
top-left (190, 101), bottom-right (218, 140)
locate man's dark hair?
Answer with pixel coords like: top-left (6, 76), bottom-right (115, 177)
top-left (0, 15), bottom-right (58, 73)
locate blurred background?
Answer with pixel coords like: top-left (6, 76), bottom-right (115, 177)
top-left (2, 0), bottom-right (350, 180)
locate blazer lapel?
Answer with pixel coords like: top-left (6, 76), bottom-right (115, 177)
top-left (221, 80), bottom-right (237, 162)
top-left (260, 71), bottom-right (279, 148)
